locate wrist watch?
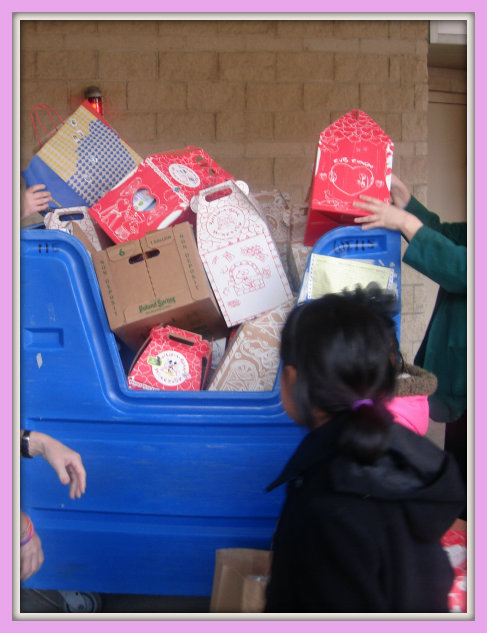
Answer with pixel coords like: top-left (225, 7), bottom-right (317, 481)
top-left (21, 431), bottom-right (33, 458)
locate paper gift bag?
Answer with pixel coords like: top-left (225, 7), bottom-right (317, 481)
top-left (304, 110), bottom-right (394, 245)
top-left (89, 147), bottom-right (235, 244)
top-left (196, 180), bottom-right (293, 328)
top-left (210, 548), bottom-right (272, 613)
top-left (22, 101), bottom-right (143, 210)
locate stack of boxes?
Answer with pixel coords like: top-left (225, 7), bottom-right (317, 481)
top-left (31, 107), bottom-right (394, 393)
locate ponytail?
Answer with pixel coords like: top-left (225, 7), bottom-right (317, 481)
top-left (338, 400), bottom-right (394, 465)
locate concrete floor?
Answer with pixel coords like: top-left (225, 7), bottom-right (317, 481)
top-left (19, 589), bottom-right (211, 614)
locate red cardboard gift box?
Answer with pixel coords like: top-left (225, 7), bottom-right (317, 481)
top-left (89, 147), bottom-right (235, 244)
top-left (304, 110), bottom-right (394, 246)
top-left (128, 325), bottom-right (211, 391)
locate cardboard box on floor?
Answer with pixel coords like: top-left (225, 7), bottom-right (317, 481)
top-left (92, 221), bottom-right (228, 351)
top-left (304, 109), bottom-right (394, 246)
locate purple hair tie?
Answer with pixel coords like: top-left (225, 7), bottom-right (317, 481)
top-left (350, 398), bottom-right (374, 411)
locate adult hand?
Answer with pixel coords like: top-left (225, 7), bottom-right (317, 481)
top-left (353, 196), bottom-right (423, 241)
top-left (27, 432), bottom-right (87, 500)
top-left (43, 437), bottom-right (86, 499)
top-left (389, 174), bottom-right (411, 209)
top-left (22, 184), bottom-right (52, 218)
top-left (20, 531), bottom-right (44, 581)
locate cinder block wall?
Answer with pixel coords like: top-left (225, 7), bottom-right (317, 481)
top-left (19, 17), bottom-right (431, 361)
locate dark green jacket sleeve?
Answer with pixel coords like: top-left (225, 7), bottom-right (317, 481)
top-left (403, 197), bottom-right (467, 295)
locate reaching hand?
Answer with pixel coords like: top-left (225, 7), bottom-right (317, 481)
top-left (22, 184), bottom-right (52, 218)
top-left (353, 195), bottom-right (423, 241)
top-left (389, 174), bottom-right (411, 209)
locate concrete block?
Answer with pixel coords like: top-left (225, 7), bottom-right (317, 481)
top-left (99, 51), bottom-right (157, 80)
top-left (156, 111), bottom-right (215, 143)
top-left (277, 51), bottom-right (333, 81)
top-left (275, 111), bottom-right (327, 142)
top-left (304, 83), bottom-right (359, 111)
top-left (188, 81), bottom-right (245, 112)
top-left (247, 82), bottom-right (303, 111)
top-left (402, 111), bottom-right (428, 141)
top-left (334, 53), bottom-right (389, 82)
top-left (128, 80), bottom-right (186, 111)
top-left (216, 111), bottom-right (274, 141)
top-left (36, 50), bottom-right (97, 80)
top-left (360, 84), bottom-right (414, 112)
top-left (219, 52), bottom-right (276, 81)
top-left (333, 19), bottom-right (390, 38)
top-left (159, 52), bottom-right (218, 81)
top-left (277, 20), bottom-right (334, 38)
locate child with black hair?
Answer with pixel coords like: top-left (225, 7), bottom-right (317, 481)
top-left (264, 289), bottom-right (465, 613)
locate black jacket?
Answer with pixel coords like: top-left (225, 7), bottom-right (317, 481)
top-left (265, 416), bottom-right (465, 613)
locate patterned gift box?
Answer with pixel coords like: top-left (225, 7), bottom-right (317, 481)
top-left (250, 189), bottom-right (292, 273)
top-left (44, 207), bottom-right (113, 253)
top-left (128, 325), bottom-right (211, 392)
top-left (305, 109), bottom-right (394, 246)
top-left (196, 180), bottom-right (293, 329)
top-left (23, 101), bottom-right (143, 210)
top-left (89, 147), bottom-right (235, 244)
top-left (208, 298), bottom-right (295, 391)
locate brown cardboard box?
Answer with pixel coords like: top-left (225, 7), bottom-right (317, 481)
top-left (210, 548), bottom-right (272, 613)
top-left (92, 222), bottom-right (227, 350)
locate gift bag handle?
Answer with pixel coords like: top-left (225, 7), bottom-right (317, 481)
top-left (31, 104), bottom-right (65, 149)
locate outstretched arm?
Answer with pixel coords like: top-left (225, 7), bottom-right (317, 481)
top-left (353, 196), bottom-right (423, 241)
top-left (21, 430), bottom-right (86, 499)
top-left (21, 184), bottom-right (52, 218)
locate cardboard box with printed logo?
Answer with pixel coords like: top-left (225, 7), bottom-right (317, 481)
top-left (92, 221), bottom-right (227, 351)
top-left (89, 147), bottom-right (235, 244)
top-left (304, 110), bottom-right (394, 246)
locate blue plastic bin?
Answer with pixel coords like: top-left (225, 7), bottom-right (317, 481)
top-left (299, 225), bottom-right (402, 341)
top-left (19, 228), bottom-right (306, 596)
top-left (19, 224), bottom-right (400, 596)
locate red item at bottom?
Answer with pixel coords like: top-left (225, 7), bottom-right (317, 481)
top-left (441, 526), bottom-right (467, 613)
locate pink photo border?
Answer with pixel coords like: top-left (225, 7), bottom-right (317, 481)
top-left (4, 3), bottom-right (485, 630)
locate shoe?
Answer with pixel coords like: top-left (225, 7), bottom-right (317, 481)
top-left (58, 591), bottom-right (102, 613)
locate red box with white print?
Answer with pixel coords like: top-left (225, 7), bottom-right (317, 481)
top-left (128, 325), bottom-right (211, 392)
top-left (89, 147), bottom-right (235, 244)
top-left (304, 110), bottom-right (394, 246)
top-left (195, 180), bottom-right (293, 329)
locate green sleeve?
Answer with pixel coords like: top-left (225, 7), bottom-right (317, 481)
top-left (406, 196), bottom-right (467, 246)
